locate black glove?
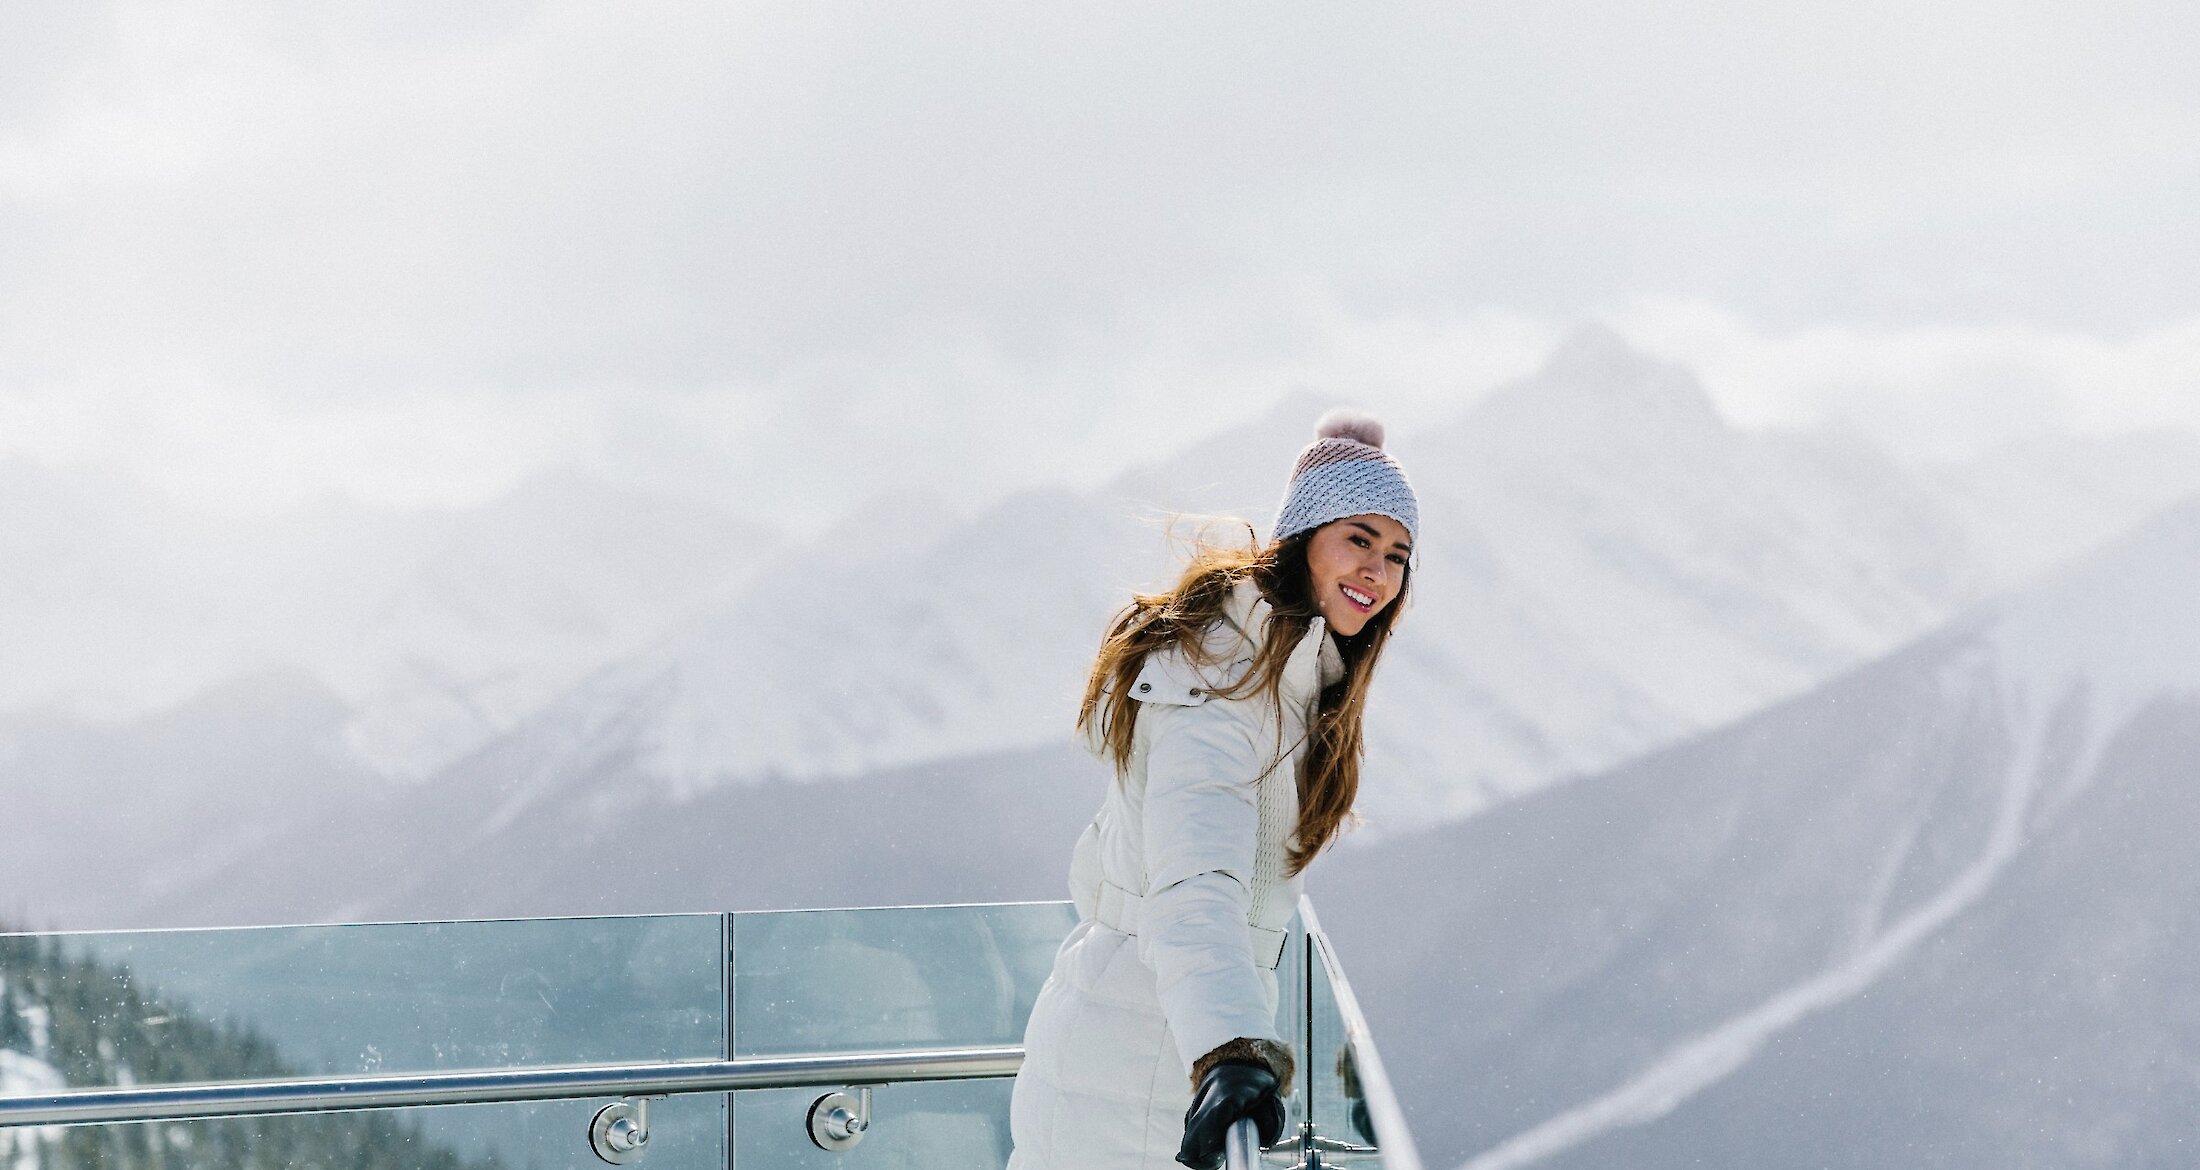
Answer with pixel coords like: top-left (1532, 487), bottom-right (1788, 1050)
top-left (1176, 1059), bottom-right (1286, 1170)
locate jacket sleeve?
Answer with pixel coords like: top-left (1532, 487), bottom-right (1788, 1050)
top-left (1068, 810), bottom-right (1103, 921)
top-left (1135, 697), bottom-right (1287, 1071)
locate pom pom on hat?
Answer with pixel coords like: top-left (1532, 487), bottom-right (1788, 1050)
top-left (1314, 408), bottom-right (1385, 449)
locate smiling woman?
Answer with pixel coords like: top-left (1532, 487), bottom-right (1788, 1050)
top-left (1006, 411), bottom-right (1419, 1170)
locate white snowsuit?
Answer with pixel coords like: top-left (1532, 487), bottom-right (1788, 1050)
top-left (1008, 579), bottom-right (1345, 1169)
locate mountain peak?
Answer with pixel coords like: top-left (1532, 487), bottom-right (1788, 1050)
top-left (1466, 323), bottom-right (1727, 441)
top-left (1542, 320), bottom-right (1647, 376)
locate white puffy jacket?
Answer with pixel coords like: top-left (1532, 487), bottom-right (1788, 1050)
top-left (1009, 579), bottom-right (1344, 1169)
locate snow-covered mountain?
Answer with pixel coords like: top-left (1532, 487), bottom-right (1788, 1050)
top-left (14, 326), bottom-right (2200, 932)
top-left (424, 326), bottom-right (2112, 827)
top-left (0, 668), bottom-right (376, 928)
top-left (275, 396), bottom-right (1322, 821)
top-left (1368, 325), bottom-right (1983, 818)
top-left (0, 465), bottom-right (772, 775)
top-left (12, 332), bottom-right (2189, 816)
top-left (318, 469), bottom-right (773, 780)
top-left (128, 737), bottom-right (1109, 929)
top-left (1317, 494), bottom-right (2200, 1169)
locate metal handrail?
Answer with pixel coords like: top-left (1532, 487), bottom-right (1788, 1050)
top-left (1299, 897), bottom-right (1424, 1170)
top-left (1225, 1117), bottom-right (1261, 1170)
top-left (0, 1045), bottom-right (1022, 1129)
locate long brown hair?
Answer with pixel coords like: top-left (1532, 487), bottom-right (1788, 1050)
top-left (1076, 522), bottom-right (1408, 875)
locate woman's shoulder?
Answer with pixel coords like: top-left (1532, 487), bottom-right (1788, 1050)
top-left (1128, 633), bottom-right (1256, 708)
top-left (1129, 577), bottom-right (1288, 704)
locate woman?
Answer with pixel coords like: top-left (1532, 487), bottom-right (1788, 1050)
top-left (1009, 411), bottom-right (1418, 1170)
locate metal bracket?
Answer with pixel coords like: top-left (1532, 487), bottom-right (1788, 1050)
top-left (590, 1098), bottom-right (653, 1165)
top-left (806, 1085), bottom-right (873, 1151)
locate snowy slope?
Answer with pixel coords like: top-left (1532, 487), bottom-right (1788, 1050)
top-left (100, 326), bottom-right (2175, 875)
top-left (0, 471), bottom-right (783, 922)
top-left (12, 332), bottom-right (2192, 817)
top-left (441, 401), bottom-right (1333, 806)
top-left (1317, 495), bottom-right (2200, 1170)
top-left (318, 469), bottom-right (773, 779)
top-left (128, 738), bottom-right (1109, 929)
top-left (1366, 326), bottom-right (1983, 818)
top-left (115, 336), bottom-right (2142, 931)
top-left (442, 329), bottom-right (2016, 823)
top-left (0, 668), bottom-right (378, 928)
top-left (0, 462), bottom-right (775, 779)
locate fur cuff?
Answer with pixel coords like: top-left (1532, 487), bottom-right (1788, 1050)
top-left (1191, 1037), bottom-right (1296, 1097)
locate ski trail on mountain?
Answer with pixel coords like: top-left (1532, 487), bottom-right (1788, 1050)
top-left (1849, 784), bottom-right (1929, 951)
top-left (1455, 704), bottom-right (2054, 1170)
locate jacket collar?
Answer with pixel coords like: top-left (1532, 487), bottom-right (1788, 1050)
top-left (1219, 578), bottom-right (1347, 693)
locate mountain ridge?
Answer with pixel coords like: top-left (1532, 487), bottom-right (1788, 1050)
top-left (1317, 489), bottom-right (2200, 1169)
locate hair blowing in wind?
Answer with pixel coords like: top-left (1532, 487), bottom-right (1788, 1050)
top-left (1076, 528), bottom-right (1408, 875)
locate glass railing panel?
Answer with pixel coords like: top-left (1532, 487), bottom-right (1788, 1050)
top-left (1, 916), bottom-right (726, 1169)
top-left (24, 915), bottom-right (725, 1078)
top-left (727, 901), bottom-right (1076, 1055)
top-left (725, 901), bottom-right (1075, 1168)
top-left (1307, 933), bottom-right (1382, 1162)
top-left (4, 898), bottom-right (1420, 1169)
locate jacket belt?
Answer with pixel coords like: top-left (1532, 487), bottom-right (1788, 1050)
top-left (1095, 879), bottom-right (1289, 971)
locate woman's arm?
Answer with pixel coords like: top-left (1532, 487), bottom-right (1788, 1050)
top-left (1135, 698), bottom-right (1291, 1079)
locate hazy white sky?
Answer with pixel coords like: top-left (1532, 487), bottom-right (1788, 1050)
top-left (2, 1), bottom-right (2196, 521)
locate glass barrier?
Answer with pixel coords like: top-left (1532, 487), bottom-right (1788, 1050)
top-left (53, 915), bottom-right (727, 1080)
top-left (1300, 900), bottom-right (1425, 1170)
top-left (725, 901), bottom-right (1075, 1169)
top-left (729, 903), bottom-right (1074, 1056)
top-left (0, 915), bottom-right (727, 1170)
top-left (2, 899), bottom-right (1417, 1169)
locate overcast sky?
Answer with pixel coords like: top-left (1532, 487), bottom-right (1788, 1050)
top-left (3, 1), bottom-right (2196, 522)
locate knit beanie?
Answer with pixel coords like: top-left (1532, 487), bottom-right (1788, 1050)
top-left (1271, 409), bottom-right (1419, 549)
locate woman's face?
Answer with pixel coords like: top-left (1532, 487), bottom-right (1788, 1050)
top-left (1305, 514), bottom-right (1412, 637)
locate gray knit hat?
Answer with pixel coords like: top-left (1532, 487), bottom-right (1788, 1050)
top-left (1272, 409), bottom-right (1419, 549)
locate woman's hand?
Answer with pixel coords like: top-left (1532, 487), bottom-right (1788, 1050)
top-left (1177, 1059), bottom-right (1286, 1169)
